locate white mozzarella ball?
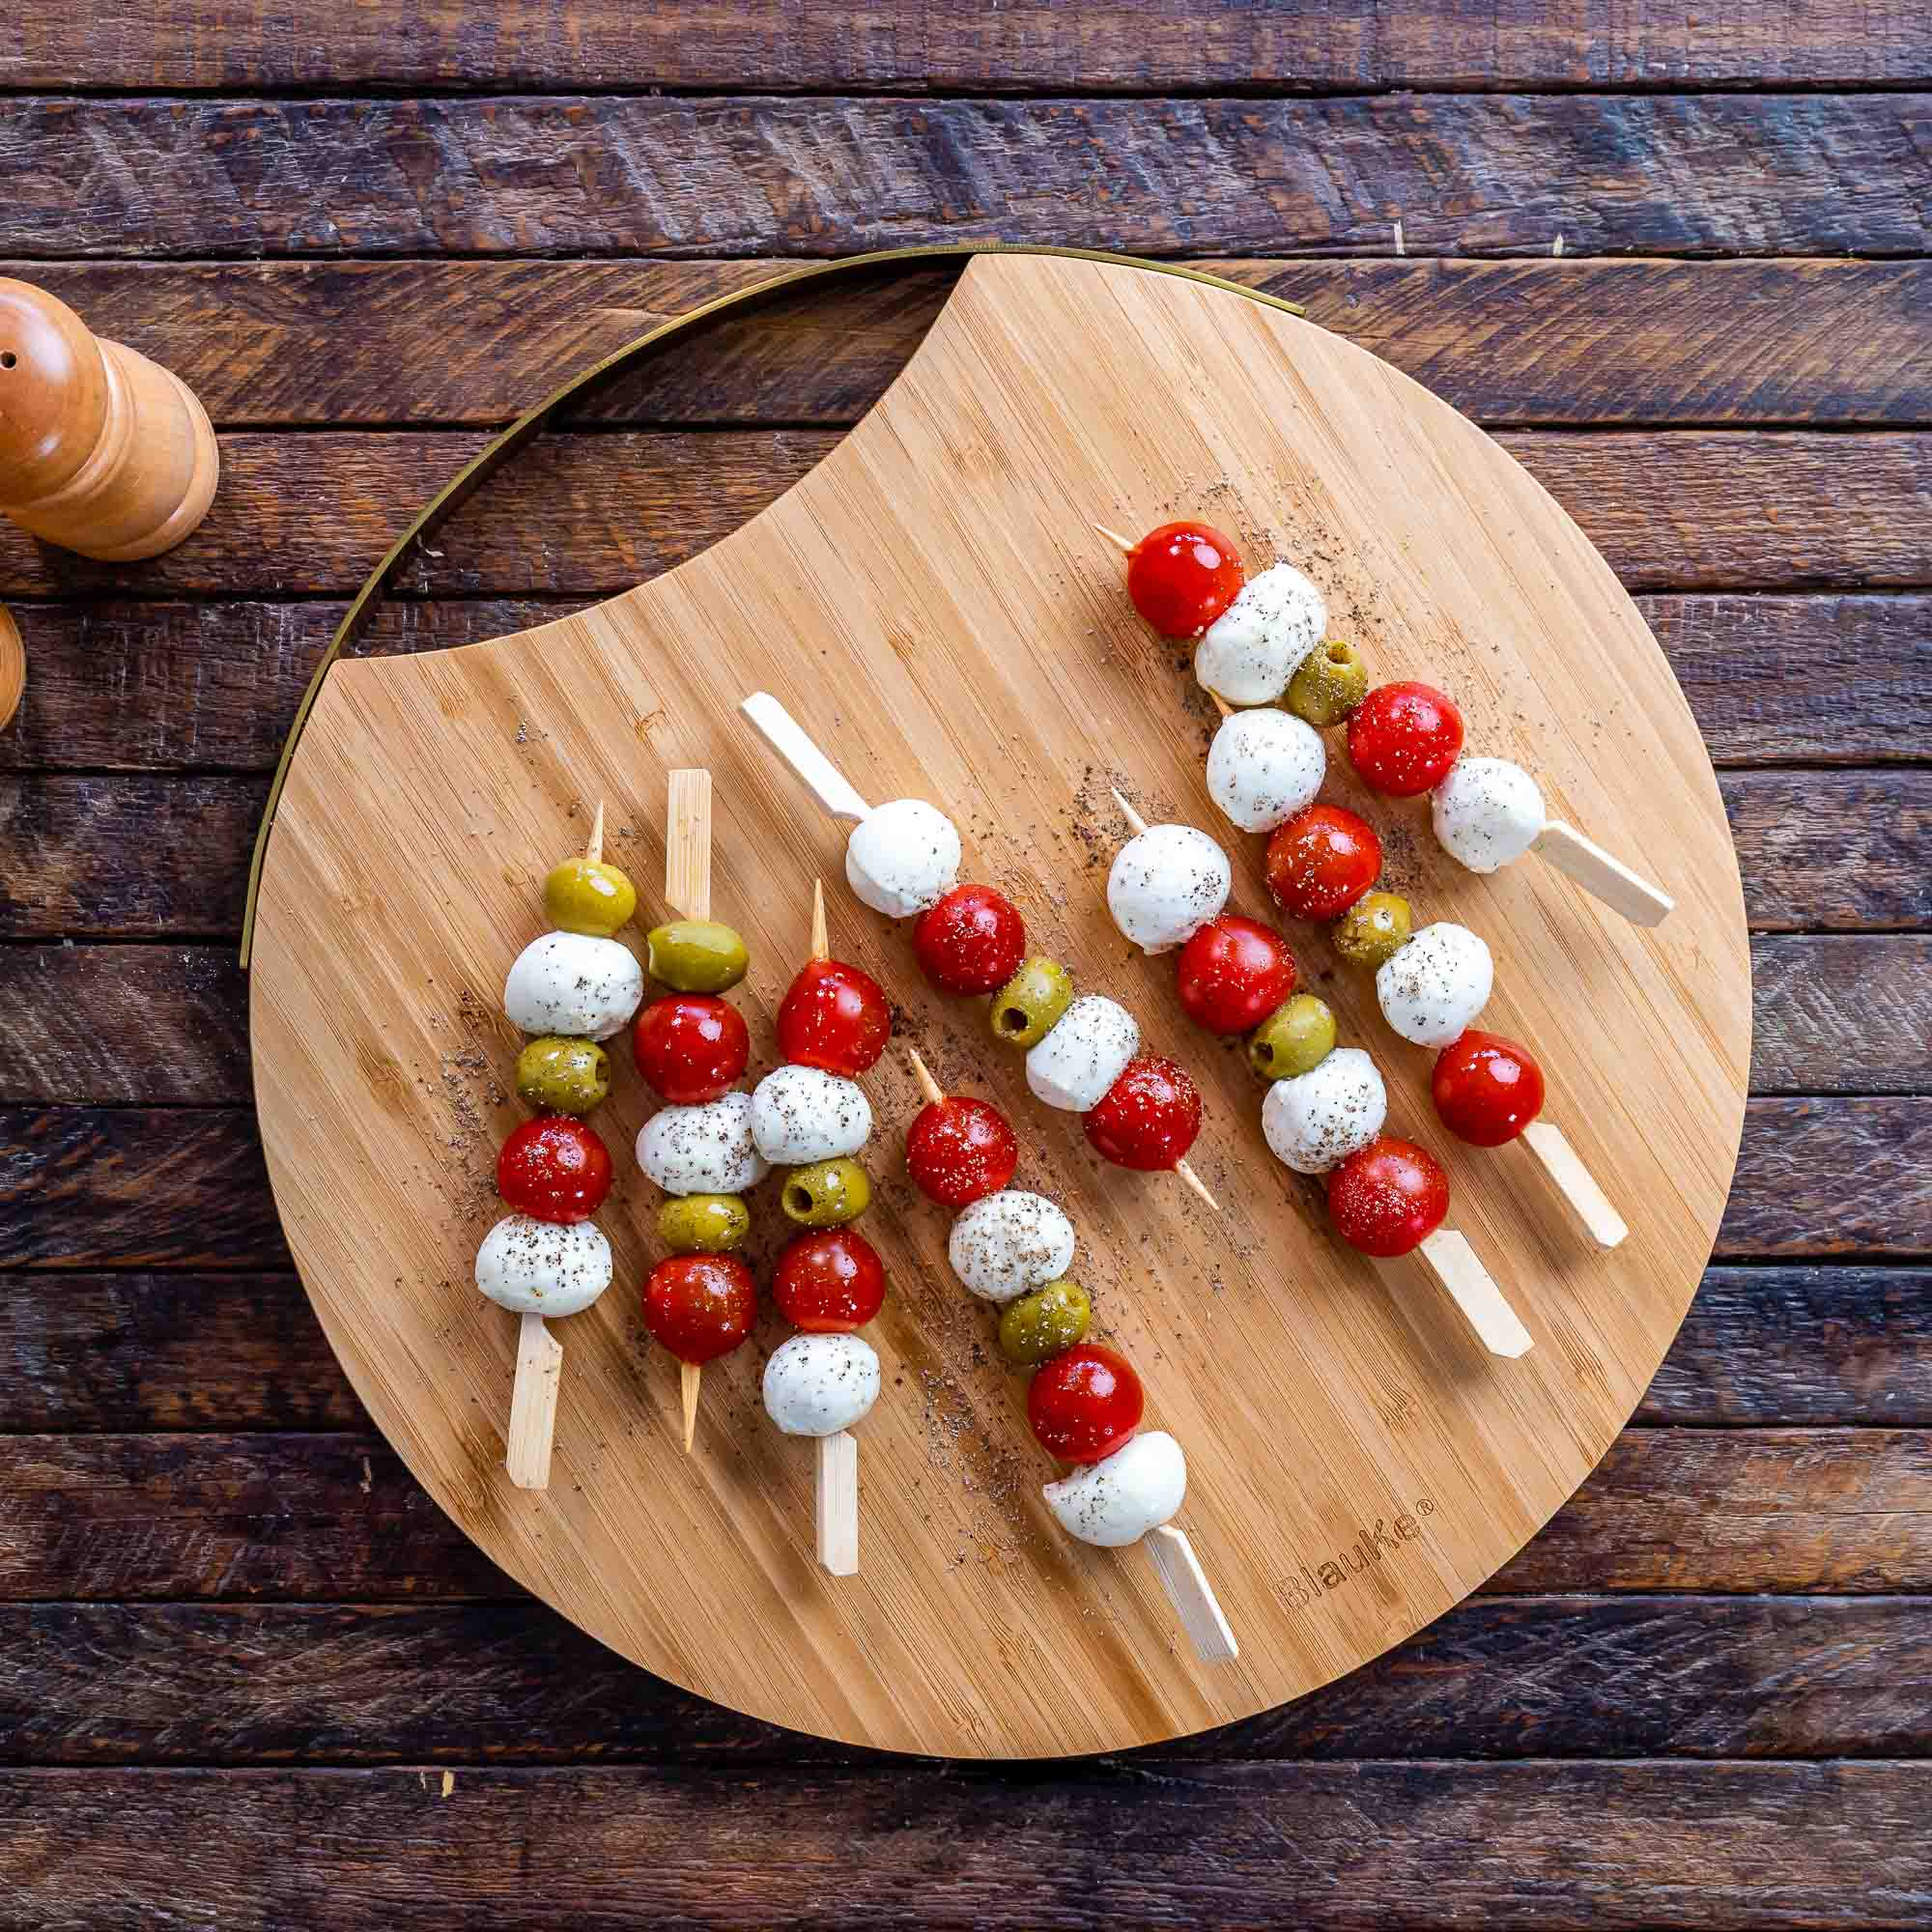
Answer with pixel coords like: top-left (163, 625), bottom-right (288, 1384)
top-left (1026, 996), bottom-right (1140, 1113)
top-left (1043, 1432), bottom-right (1188, 1548)
top-left (1107, 822), bottom-right (1231, 953)
top-left (1206, 707), bottom-right (1327, 834)
top-left (947, 1190), bottom-right (1077, 1304)
top-left (474, 1213), bottom-right (611, 1318)
top-left (844, 799), bottom-right (961, 918)
top-left (1192, 561), bottom-right (1327, 705)
top-left (749, 1064), bottom-right (872, 1165)
top-left (503, 931), bottom-right (642, 1040)
top-left (762, 1332), bottom-right (881, 1436)
top-left (1261, 1045), bottom-right (1387, 1176)
top-left (636, 1091), bottom-right (770, 1196)
top-left (1377, 923), bottom-right (1495, 1048)
top-left (1432, 756), bottom-right (1547, 873)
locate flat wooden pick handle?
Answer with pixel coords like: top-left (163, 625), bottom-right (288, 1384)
top-left (667, 769), bottom-right (713, 922)
top-left (815, 1432), bottom-right (860, 1577)
top-left (1416, 1230), bottom-right (1533, 1359)
top-left (1533, 819), bottom-right (1674, 927)
top-left (740, 692), bottom-right (871, 823)
top-left (1145, 1524), bottom-right (1238, 1663)
top-left (1521, 1122), bottom-right (1630, 1250)
top-left (506, 1312), bottom-right (562, 1490)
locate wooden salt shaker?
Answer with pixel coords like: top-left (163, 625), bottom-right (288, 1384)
top-left (0, 278), bottom-right (217, 560)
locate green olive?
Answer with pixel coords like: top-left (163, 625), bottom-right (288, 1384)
top-left (543, 857), bottom-right (638, 937)
top-left (645, 919), bottom-right (750, 994)
top-left (998, 1280), bottom-right (1091, 1367)
top-left (1248, 994), bottom-right (1337, 1082)
top-left (1286, 639), bottom-right (1370, 727)
top-left (988, 956), bottom-right (1074, 1049)
top-left (1332, 891), bottom-right (1412, 969)
top-left (781, 1157), bottom-right (872, 1227)
top-left (514, 1036), bottom-right (611, 1114)
top-left (657, 1193), bottom-right (751, 1254)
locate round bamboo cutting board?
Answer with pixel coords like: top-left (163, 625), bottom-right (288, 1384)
top-left (249, 253), bottom-right (1749, 1758)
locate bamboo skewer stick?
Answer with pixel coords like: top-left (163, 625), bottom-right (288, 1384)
top-left (667, 768), bottom-right (713, 1456)
top-left (908, 1046), bottom-right (1236, 1663)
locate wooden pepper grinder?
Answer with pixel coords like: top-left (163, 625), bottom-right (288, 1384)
top-left (0, 277), bottom-right (217, 560)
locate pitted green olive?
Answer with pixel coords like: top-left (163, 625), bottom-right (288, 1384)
top-left (988, 956), bottom-right (1074, 1049)
top-left (1286, 640), bottom-right (1370, 727)
top-left (514, 1036), bottom-right (611, 1114)
top-left (1332, 891), bottom-right (1412, 969)
top-left (781, 1157), bottom-right (872, 1227)
top-left (544, 857), bottom-right (638, 937)
top-left (998, 1280), bottom-right (1091, 1366)
top-left (645, 920), bottom-right (750, 993)
top-left (657, 1193), bottom-right (751, 1254)
top-left (1248, 994), bottom-right (1337, 1082)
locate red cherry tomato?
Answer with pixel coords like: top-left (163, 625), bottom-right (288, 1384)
top-left (643, 1253), bottom-right (756, 1365)
top-left (773, 1230), bottom-right (886, 1333)
top-left (496, 1115), bottom-right (612, 1224)
top-left (777, 957), bottom-right (892, 1075)
top-left (912, 883), bottom-right (1027, 995)
top-left (1175, 914), bottom-right (1298, 1035)
top-left (1084, 1055), bottom-right (1203, 1171)
top-left (906, 1095), bottom-right (1019, 1208)
top-left (632, 993), bottom-right (749, 1103)
top-left (1125, 520), bottom-right (1244, 639)
top-left (1028, 1344), bottom-right (1145, 1463)
top-left (1433, 1030), bottom-right (1547, 1148)
top-left (1326, 1136), bottom-right (1450, 1259)
top-left (1347, 682), bottom-right (1465, 797)
top-left (1264, 804), bottom-right (1382, 922)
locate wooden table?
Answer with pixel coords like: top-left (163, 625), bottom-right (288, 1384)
top-left (1, 12), bottom-right (1928, 1925)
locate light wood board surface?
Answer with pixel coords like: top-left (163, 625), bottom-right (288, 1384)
top-left (248, 253), bottom-right (1750, 1759)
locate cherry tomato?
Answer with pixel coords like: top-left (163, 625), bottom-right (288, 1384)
top-left (1347, 682), bottom-right (1465, 797)
top-left (773, 1229), bottom-right (886, 1333)
top-left (1264, 804), bottom-right (1382, 922)
top-left (1028, 1344), bottom-right (1145, 1463)
top-left (1084, 1055), bottom-right (1203, 1171)
top-left (1175, 914), bottom-right (1298, 1035)
top-left (632, 993), bottom-right (749, 1104)
top-left (496, 1115), bottom-right (612, 1224)
top-left (912, 883), bottom-right (1027, 995)
top-left (1326, 1136), bottom-right (1450, 1259)
top-left (1125, 520), bottom-right (1244, 639)
top-left (777, 957), bottom-right (892, 1075)
top-left (1433, 1030), bottom-right (1547, 1148)
top-left (643, 1253), bottom-right (756, 1365)
top-left (906, 1095), bottom-right (1019, 1208)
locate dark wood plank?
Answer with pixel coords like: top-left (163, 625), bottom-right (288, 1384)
top-left (9, 96), bottom-right (1932, 262)
top-left (8, 593), bottom-right (1924, 778)
top-left (1750, 938), bottom-right (1932, 1094)
top-left (1723, 1100), bottom-right (1932, 1259)
top-left (6, 771), bottom-right (1919, 942)
top-left (0, 1428), bottom-right (1921, 1601)
top-left (2, 1595), bottom-right (1925, 1767)
top-left (18, 259), bottom-right (1932, 430)
top-left (1, 1761), bottom-right (1926, 1929)
top-left (5, 1264), bottom-right (1923, 1436)
top-left (14, 3), bottom-right (1932, 91)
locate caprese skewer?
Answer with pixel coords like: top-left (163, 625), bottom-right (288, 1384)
top-left (1097, 522), bottom-right (1673, 926)
top-left (904, 1048), bottom-right (1236, 1663)
top-left (480, 802), bottom-right (640, 1489)
top-left (634, 770), bottom-right (761, 1452)
top-left (752, 880), bottom-right (894, 1577)
top-left (739, 691), bottom-right (1218, 1208)
top-left (1109, 790), bottom-right (1535, 1358)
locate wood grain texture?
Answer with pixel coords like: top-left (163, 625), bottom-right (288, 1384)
top-left (14, 2), bottom-right (1932, 90)
top-left (8, 97), bottom-right (1931, 261)
top-left (2, 1761), bottom-right (1928, 1929)
top-left (8, 593), bottom-right (1925, 776)
top-left (1, 1595), bottom-right (1925, 1766)
top-left (16, 259), bottom-right (1932, 429)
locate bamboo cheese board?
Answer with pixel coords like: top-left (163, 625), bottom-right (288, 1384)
top-left (248, 251), bottom-right (1750, 1759)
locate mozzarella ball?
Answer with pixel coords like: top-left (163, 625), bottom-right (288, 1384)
top-left (1043, 1431), bottom-right (1187, 1548)
top-left (1107, 822), bottom-right (1232, 954)
top-left (1026, 996), bottom-right (1140, 1113)
top-left (1261, 1045), bottom-right (1387, 1175)
top-left (1377, 922), bottom-right (1495, 1049)
top-left (503, 931), bottom-right (642, 1041)
top-left (844, 799), bottom-right (961, 919)
top-left (1206, 707), bottom-right (1327, 834)
top-left (474, 1213), bottom-right (611, 1318)
top-left (750, 1064), bottom-right (872, 1165)
top-left (948, 1189), bottom-right (1077, 1304)
top-left (1193, 561), bottom-right (1327, 705)
top-left (762, 1332), bottom-right (881, 1436)
top-left (637, 1091), bottom-right (770, 1196)
top-left (1432, 756), bottom-right (1547, 873)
